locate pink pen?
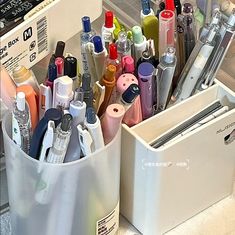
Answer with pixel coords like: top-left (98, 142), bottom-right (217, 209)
top-left (159, 10), bottom-right (175, 57)
top-left (55, 57), bottom-right (64, 77)
top-left (117, 73), bottom-right (142, 126)
top-left (122, 55), bottom-right (135, 74)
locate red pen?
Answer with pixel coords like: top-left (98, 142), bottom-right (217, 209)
top-left (55, 57), bottom-right (64, 77)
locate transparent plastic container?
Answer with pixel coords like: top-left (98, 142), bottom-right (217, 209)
top-left (2, 112), bottom-right (120, 235)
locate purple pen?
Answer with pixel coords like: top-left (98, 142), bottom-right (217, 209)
top-left (138, 62), bottom-right (155, 119)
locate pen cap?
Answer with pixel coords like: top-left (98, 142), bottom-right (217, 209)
top-left (82, 16), bottom-right (91, 32)
top-left (16, 85), bottom-right (38, 130)
top-left (57, 76), bottom-right (73, 95)
top-left (44, 108), bottom-right (62, 126)
top-left (16, 92), bottom-right (26, 111)
top-left (104, 65), bottom-right (116, 83)
top-left (104, 11), bottom-right (114, 28)
top-left (165, 0), bottom-right (175, 11)
top-left (117, 31), bottom-right (129, 50)
top-left (82, 73), bottom-right (91, 91)
top-left (132, 26), bottom-right (144, 44)
top-left (109, 43), bottom-right (118, 60)
top-left (159, 10), bottom-right (175, 56)
top-left (122, 84), bottom-right (140, 104)
top-left (61, 113), bottom-right (73, 131)
top-left (117, 73), bottom-right (138, 93)
top-left (138, 62), bottom-right (154, 81)
top-left (101, 103), bottom-right (125, 144)
top-left (141, 0), bottom-right (151, 15)
top-left (55, 57), bottom-right (64, 75)
top-left (55, 41), bottom-right (65, 58)
top-left (93, 36), bottom-right (104, 53)
top-left (48, 63), bottom-right (57, 82)
top-left (64, 57), bottom-right (77, 78)
top-left (122, 56), bottom-right (135, 73)
top-left (86, 107), bottom-right (97, 124)
top-left (182, 3), bottom-right (193, 14)
top-left (12, 65), bottom-right (31, 83)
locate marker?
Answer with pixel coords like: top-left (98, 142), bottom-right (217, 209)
top-left (93, 36), bottom-right (107, 82)
top-left (84, 107), bottom-right (104, 152)
top-left (39, 84), bottom-right (52, 119)
top-left (140, 0), bottom-right (155, 23)
top-left (132, 25), bottom-right (147, 64)
top-left (101, 11), bottom-right (115, 50)
top-left (101, 103), bottom-right (125, 144)
top-left (52, 76), bottom-right (74, 110)
top-left (159, 10), bottom-right (175, 57)
top-left (165, 0), bottom-right (175, 12)
top-left (138, 62), bottom-right (155, 119)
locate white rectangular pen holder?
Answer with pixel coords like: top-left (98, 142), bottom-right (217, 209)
top-left (2, 112), bottom-right (120, 235)
top-left (120, 80), bottom-right (235, 235)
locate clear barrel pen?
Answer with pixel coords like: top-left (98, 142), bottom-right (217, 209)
top-left (156, 47), bottom-right (177, 112)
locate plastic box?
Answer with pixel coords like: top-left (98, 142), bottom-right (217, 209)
top-left (2, 113), bottom-right (120, 235)
top-left (120, 80), bottom-right (235, 235)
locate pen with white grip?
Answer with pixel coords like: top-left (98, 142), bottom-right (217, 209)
top-left (46, 114), bottom-right (73, 164)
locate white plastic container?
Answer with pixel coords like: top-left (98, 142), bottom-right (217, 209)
top-left (2, 112), bottom-right (120, 235)
top-left (120, 80), bottom-right (235, 235)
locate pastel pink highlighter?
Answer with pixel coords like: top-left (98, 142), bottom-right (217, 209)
top-left (116, 73), bottom-right (142, 126)
top-left (101, 103), bottom-right (125, 144)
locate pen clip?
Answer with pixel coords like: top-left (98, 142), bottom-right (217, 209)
top-left (77, 124), bottom-right (93, 156)
top-left (93, 81), bottom-right (105, 113)
top-left (39, 120), bottom-right (55, 162)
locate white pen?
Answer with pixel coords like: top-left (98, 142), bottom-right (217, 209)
top-left (84, 107), bottom-right (104, 152)
top-left (39, 120), bottom-right (55, 162)
top-left (164, 106), bottom-right (229, 146)
top-left (77, 124), bottom-right (93, 156)
top-left (93, 36), bottom-right (107, 82)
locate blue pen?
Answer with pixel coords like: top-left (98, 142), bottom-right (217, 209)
top-left (46, 63), bottom-right (57, 91)
top-left (29, 108), bottom-right (62, 159)
top-left (141, 0), bottom-right (154, 22)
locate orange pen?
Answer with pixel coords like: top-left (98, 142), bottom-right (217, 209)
top-left (98, 65), bottom-right (116, 116)
top-left (16, 85), bottom-right (38, 130)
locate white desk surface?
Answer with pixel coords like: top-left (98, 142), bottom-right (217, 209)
top-left (119, 195), bottom-right (235, 235)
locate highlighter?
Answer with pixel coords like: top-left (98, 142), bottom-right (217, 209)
top-left (29, 108), bottom-right (62, 159)
top-left (98, 65), bottom-right (116, 117)
top-left (16, 85), bottom-right (38, 130)
top-left (142, 15), bottom-right (159, 57)
top-left (159, 10), bottom-right (175, 57)
top-left (101, 103), bottom-right (125, 144)
top-left (117, 73), bottom-right (143, 126)
top-left (138, 62), bottom-right (155, 119)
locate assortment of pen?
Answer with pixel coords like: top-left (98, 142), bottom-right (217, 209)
top-left (3, 0), bottom-right (235, 163)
